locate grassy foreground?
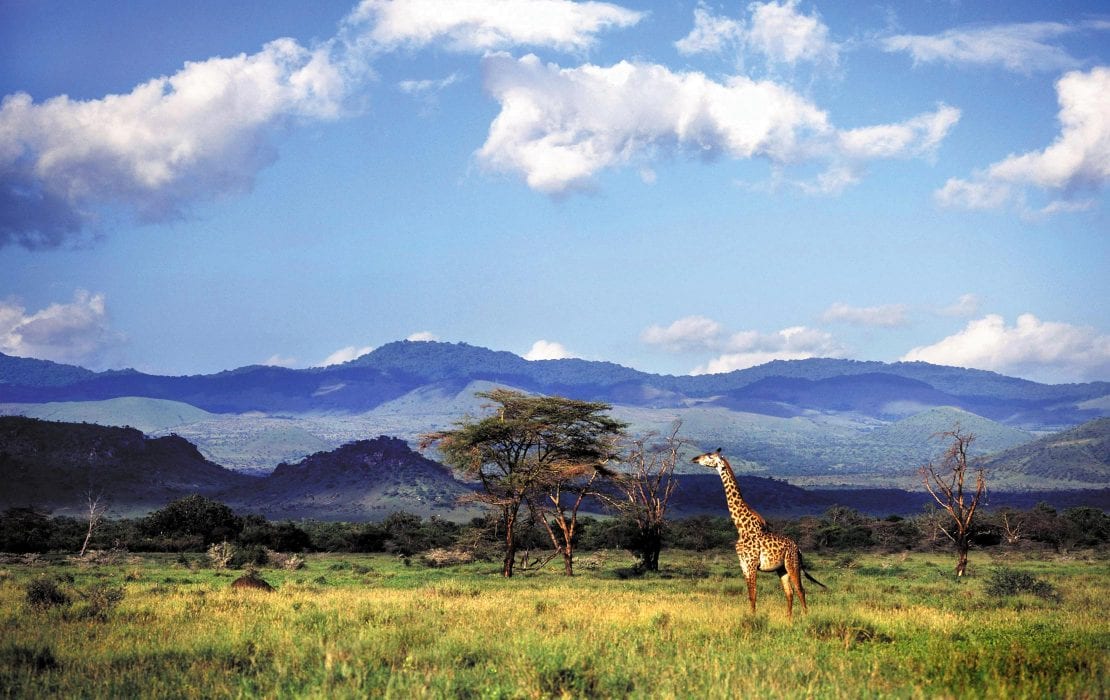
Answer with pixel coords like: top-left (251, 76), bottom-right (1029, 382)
top-left (1, 550), bottom-right (1107, 698)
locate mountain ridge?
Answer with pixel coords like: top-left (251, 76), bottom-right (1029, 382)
top-left (2, 342), bottom-right (1106, 430)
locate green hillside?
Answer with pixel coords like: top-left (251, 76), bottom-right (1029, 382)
top-left (983, 417), bottom-right (1110, 489)
top-left (0, 397), bottom-right (214, 434)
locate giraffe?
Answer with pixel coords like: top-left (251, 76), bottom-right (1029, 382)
top-left (692, 448), bottom-right (826, 618)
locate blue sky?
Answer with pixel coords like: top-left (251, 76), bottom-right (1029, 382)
top-left (1, 0), bottom-right (1107, 383)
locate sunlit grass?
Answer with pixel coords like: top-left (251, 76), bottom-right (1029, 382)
top-left (1, 550), bottom-right (1106, 698)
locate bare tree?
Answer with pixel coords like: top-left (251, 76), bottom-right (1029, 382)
top-left (611, 422), bottom-right (683, 572)
top-left (999, 508), bottom-right (1025, 546)
top-left (919, 426), bottom-right (986, 576)
top-left (79, 491), bottom-right (107, 557)
top-left (530, 457), bottom-right (615, 576)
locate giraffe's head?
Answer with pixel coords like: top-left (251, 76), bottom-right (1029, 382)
top-left (691, 448), bottom-right (728, 469)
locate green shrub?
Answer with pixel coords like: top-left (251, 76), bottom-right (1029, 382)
top-left (985, 568), bottom-right (1060, 602)
top-left (74, 584), bottom-right (125, 621)
top-left (25, 578), bottom-right (69, 610)
top-left (1, 644), bottom-right (58, 672)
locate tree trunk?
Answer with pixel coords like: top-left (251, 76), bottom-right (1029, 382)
top-left (955, 537), bottom-right (969, 577)
top-left (563, 548), bottom-right (574, 576)
top-left (502, 509), bottom-right (517, 578)
top-left (79, 524), bottom-right (94, 558)
top-left (643, 539), bottom-right (661, 572)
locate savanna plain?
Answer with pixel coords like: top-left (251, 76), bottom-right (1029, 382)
top-left (2, 550), bottom-right (1107, 699)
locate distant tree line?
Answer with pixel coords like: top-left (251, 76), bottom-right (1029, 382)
top-left (2, 496), bottom-right (1106, 561)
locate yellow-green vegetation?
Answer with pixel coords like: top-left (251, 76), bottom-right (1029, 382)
top-left (1, 551), bottom-right (1107, 698)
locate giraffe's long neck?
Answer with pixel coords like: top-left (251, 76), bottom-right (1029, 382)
top-left (716, 460), bottom-right (766, 535)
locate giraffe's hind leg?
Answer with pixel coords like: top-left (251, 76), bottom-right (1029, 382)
top-left (786, 550), bottom-right (808, 615)
top-left (779, 572), bottom-right (794, 618)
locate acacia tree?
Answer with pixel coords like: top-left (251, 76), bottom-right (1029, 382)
top-left (610, 422), bottom-right (683, 571)
top-left (420, 389), bottom-right (625, 578)
top-left (919, 426), bottom-right (987, 576)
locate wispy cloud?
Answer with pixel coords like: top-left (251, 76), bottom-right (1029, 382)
top-left (523, 339), bottom-right (576, 360)
top-left (937, 293), bottom-right (981, 318)
top-left (936, 66), bottom-right (1110, 215)
top-left (820, 302), bottom-right (908, 327)
top-left (406, 331), bottom-right (439, 341)
top-left (0, 290), bottom-right (123, 366)
top-left (398, 73), bottom-right (462, 95)
top-left (902, 313), bottom-right (1110, 383)
top-left (676, 0), bottom-right (839, 72)
top-left (882, 20), bottom-right (1108, 74)
top-left (477, 54), bottom-right (957, 194)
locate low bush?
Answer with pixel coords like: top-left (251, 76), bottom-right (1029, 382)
top-left (984, 568), bottom-right (1060, 602)
top-left (73, 584), bottom-right (125, 621)
top-left (25, 578), bottom-right (69, 610)
top-left (421, 548), bottom-right (474, 567)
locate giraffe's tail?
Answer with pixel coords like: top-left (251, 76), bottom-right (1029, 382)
top-left (799, 553), bottom-right (828, 589)
top-left (803, 569), bottom-right (828, 589)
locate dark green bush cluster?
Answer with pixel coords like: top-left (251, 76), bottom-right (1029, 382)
top-left (3, 498), bottom-right (1106, 559)
top-left (24, 578), bottom-right (125, 619)
top-left (25, 578), bottom-right (69, 610)
top-left (985, 568), bottom-right (1060, 602)
top-left (74, 584), bottom-right (125, 620)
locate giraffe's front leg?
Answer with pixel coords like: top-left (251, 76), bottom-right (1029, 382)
top-left (738, 558), bottom-right (757, 613)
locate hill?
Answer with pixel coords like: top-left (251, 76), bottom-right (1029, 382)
top-left (0, 416), bottom-right (250, 517)
top-left (0, 396), bottom-right (215, 434)
top-left (226, 436), bottom-right (478, 521)
top-left (1, 416), bottom-right (1104, 520)
top-left (982, 417), bottom-right (1110, 489)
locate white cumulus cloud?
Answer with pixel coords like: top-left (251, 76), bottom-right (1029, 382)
top-left (641, 315), bottom-right (724, 352)
top-left (263, 354), bottom-right (300, 368)
top-left (316, 345), bottom-right (375, 366)
top-left (477, 54), bottom-right (956, 194)
top-left (0, 290), bottom-right (122, 367)
top-left (693, 325), bottom-right (845, 375)
top-left (901, 314), bottom-right (1110, 383)
top-left (820, 302), bottom-right (908, 327)
top-left (0, 38), bottom-right (348, 248)
top-left (406, 331), bottom-right (439, 341)
top-left (523, 339), bottom-right (576, 360)
top-left (346, 0), bottom-right (643, 54)
top-left (936, 66), bottom-right (1110, 214)
top-left (642, 315), bottom-right (845, 374)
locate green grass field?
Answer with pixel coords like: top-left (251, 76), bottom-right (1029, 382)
top-left (1, 550), bottom-right (1106, 698)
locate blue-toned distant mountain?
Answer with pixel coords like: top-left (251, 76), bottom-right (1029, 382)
top-left (2, 341), bottom-right (1107, 429)
top-left (2, 342), bottom-right (1109, 489)
top-left (3, 416), bottom-right (1105, 521)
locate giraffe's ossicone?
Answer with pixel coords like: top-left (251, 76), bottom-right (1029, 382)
top-left (692, 449), bottom-right (827, 618)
